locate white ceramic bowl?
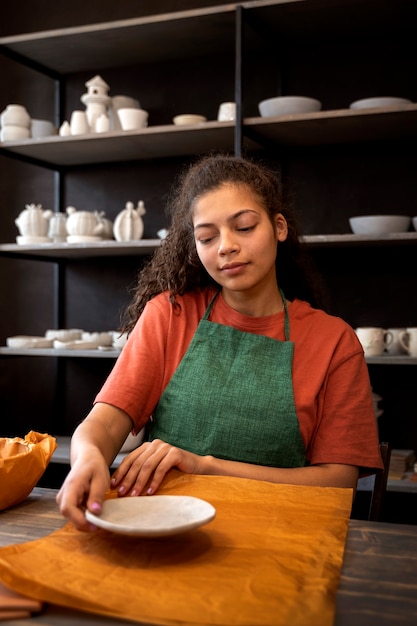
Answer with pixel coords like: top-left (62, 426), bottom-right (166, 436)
top-left (45, 328), bottom-right (83, 342)
top-left (349, 97), bottom-right (412, 110)
top-left (1, 125), bottom-right (31, 141)
top-left (258, 96), bottom-right (322, 117)
top-left (349, 215), bottom-right (411, 235)
top-left (411, 216), bottom-right (417, 231)
top-left (117, 107), bottom-right (148, 130)
top-left (173, 114), bottom-right (207, 125)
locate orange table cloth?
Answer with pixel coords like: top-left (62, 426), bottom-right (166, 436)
top-left (0, 471), bottom-right (352, 626)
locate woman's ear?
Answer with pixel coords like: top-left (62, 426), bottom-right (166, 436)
top-left (275, 214), bottom-right (288, 242)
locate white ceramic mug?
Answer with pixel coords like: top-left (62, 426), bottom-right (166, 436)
top-left (399, 328), bottom-right (417, 357)
top-left (117, 108), bottom-right (148, 130)
top-left (385, 328), bottom-right (407, 355)
top-left (31, 119), bottom-right (55, 138)
top-left (355, 327), bottom-right (392, 357)
top-left (217, 101), bottom-right (237, 121)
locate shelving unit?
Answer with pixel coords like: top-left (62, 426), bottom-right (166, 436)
top-left (1, 0), bottom-right (417, 503)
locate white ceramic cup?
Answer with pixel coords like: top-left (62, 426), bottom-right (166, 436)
top-left (117, 108), bottom-right (148, 130)
top-left (217, 101), bottom-right (237, 121)
top-left (399, 328), bottom-right (417, 357)
top-left (384, 328), bottom-right (407, 355)
top-left (355, 327), bottom-right (392, 357)
top-left (70, 110), bottom-right (90, 135)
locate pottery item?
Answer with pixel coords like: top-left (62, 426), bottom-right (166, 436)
top-left (95, 113), bottom-right (110, 133)
top-left (173, 114), bottom-right (207, 125)
top-left (48, 212), bottom-right (68, 242)
top-left (399, 328), bottom-right (417, 357)
top-left (110, 95), bottom-right (140, 130)
top-left (355, 327), bottom-right (393, 357)
top-left (258, 96), bottom-right (322, 117)
top-left (80, 75), bottom-right (111, 132)
top-left (0, 104), bottom-right (31, 128)
top-left (31, 119), bottom-right (55, 138)
top-left (349, 215), bottom-right (411, 235)
top-left (117, 108), bottom-right (148, 130)
top-left (384, 328), bottom-right (407, 356)
top-left (349, 97), bottom-right (412, 110)
top-left (81, 331), bottom-right (113, 346)
top-left (66, 206), bottom-right (105, 238)
top-left (15, 203), bottom-right (53, 237)
top-left (111, 330), bottom-right (128, 349)
top-left (16, 235), bottom-right (52, 245)
top-left (98, 216), bottom-right (114, 239)
top-left (1, 125), bottom-right (31, 141)
top-left (59, 121), bottom-right (71, 136)
top-left (217, 101), bottom-right (236, 121)
top-left (70, 110), bottom-right (90, 135)
top-left (6, 336), bottom-right (54, 349)
top-left (45, 329), bottom-right (83, 342)
top-left (113, 201), bottom-right (146, 241)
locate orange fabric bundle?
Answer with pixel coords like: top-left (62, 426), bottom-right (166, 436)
top-left (0, 431), bottom-right (57, 511)
top-left (0, 472), bottom-right (352, 626)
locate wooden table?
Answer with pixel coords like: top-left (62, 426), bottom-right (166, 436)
top-left (0, 488), bottom-right (416, 625)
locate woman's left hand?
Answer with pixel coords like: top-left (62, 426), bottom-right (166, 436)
top-left (110, 439), bottom-right (203, 496)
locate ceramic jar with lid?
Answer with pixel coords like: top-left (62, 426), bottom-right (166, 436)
top-left (48, 212), bottom-right (68, 243)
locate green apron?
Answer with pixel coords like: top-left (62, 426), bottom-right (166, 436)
top-left (149, 291), bottom-right (306, 468)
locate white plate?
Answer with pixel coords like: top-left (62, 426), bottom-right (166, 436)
top-left (85, 495), bottom-right (216, 537)
top-left (6, 335), bottom-right (54, 349)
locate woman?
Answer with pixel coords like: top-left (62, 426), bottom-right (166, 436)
top-left (57, 154), bottom-right (383, 531)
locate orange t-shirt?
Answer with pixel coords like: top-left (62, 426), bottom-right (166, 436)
top-left (95, 288), bottom-right (383, 472)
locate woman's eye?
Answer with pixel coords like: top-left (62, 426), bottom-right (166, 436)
top-left (237, 224), bottom-right (255, 233)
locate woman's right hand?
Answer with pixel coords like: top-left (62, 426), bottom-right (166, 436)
top-left (56, 451), bottom-right (111, 532)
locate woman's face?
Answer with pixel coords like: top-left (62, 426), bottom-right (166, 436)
top-left (192, 183), bottom-right (287, 309)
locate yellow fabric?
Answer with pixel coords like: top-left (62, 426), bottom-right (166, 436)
top-left (0, 472), bottom-right (352, 626)
top-left (0, 431), bottom-right (57, 511)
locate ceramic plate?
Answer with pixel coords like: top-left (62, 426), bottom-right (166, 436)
top-left (85, 495), bottom-right (216, 537)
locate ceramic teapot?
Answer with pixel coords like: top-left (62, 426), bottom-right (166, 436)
top-left (15, 203), bottom-right (52, 237)
top-left (66, 206), bottom-right (105, 238)
top-left (113, 200), bottom-right (146, 241)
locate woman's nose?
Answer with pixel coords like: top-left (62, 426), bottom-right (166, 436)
top-left (218, 231), bottom-right (238, 255)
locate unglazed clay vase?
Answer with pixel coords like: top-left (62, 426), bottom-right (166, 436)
top-left (113, 201), bottom-right (146, 241)
top-left (1, 104), bottom-right (31, 129)
top-left (15, 203), bottom-right (52, 237)
top-left (66, 206), bottom-right (105, 240)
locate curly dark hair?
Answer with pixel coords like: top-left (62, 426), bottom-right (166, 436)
top-left (121, 153), bottom-right (324, 334)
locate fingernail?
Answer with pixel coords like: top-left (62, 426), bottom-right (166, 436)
top-left (110, 477), bottom-right (116, 486)
top-left (118, 486), bottom-right (126, 495)
top-left (147, 487), bottom-right (153, 495)
top-left (130, 490), bottom-right (138, 497)
top-left (90, 501), bottom-right (101, 512)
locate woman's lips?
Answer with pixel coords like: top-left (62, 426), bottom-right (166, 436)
top-left (221, 262), bottom-right (247, 275)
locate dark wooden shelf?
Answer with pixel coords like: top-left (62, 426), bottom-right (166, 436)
top-left (0, 239), bottom-right (161, 260)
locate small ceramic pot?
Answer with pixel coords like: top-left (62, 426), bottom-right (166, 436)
top-left (70, 110), bottom-right (90, 135)
top-left (1, 125), bottom-right (30, 141)
top-left (48, 212), bottom-right (68, 242)
top-left (113, 201), bottom-right (146, 241)
top-left (117, 108), bottom-right (148, 130)
top-left (1, 104), bottom-right (31, 128)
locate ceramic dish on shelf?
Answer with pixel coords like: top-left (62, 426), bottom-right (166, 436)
top-left (66, 235), bottom-right (102, 243)
top-left (173, 114), bottom-right (207, 125)
top-left (81, 331), bottom-right (113, 346)
top-left (53, 339), bottom-right (99, 350)
top-left (6, 336), bottom-right (54, 349)
top-left (258, 96), bottom-right (322, 117)
top-left (85, 495), bottom-right (216, 537)
top-left (412, 217), bottom-right (417, 231)
top-left (349, 215), bottom-right (411, 234)
top-left (349, 97), bottom-right (412, 109)
top-left (16, 235), bottom-right (51, 245)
